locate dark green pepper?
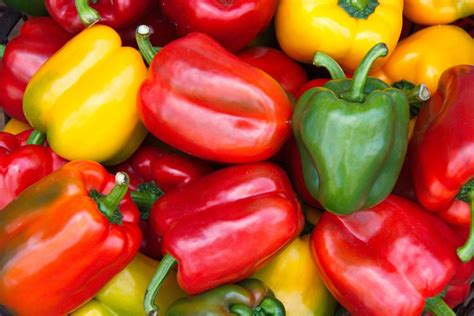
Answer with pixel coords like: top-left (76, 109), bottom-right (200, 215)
top-left (293, 43), bottom-right (415, 215)
top-left (165, 279), bottom-right (285, 316)
top-left (4, 0), bottom-right (48, 16)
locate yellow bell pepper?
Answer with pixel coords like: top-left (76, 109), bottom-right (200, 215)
top-left (372, 25), bottom-right (474, 93)
top-left (23, 25), bottom-right (148, 165)
top-left (275, 0), bottom-right (403, 72)
top-left (253, 225), bottom-right (336, 316)
top-left (3, 118), bottom-right (31, 134)
top-left (404, 0), bottom-right (474, 25)
top-left (71, 253), bottom-right (185, 316)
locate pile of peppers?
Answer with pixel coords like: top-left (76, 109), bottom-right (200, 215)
top-left (0, 1), bottom-right (473, 316)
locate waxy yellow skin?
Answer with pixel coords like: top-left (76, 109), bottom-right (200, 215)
top-left (3, 119), bottom-right (31, 134)
top-left (372, 25), bottom-right (474, 93)
top-left (275, 0), bottom-right (403, 72)
top-left (404, 0), bottom-right (474, 25)
top-left (23, 25), bottom-right (148, 165)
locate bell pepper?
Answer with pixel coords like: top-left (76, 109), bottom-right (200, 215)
top-left (23, 25), bottom-right (148, 165)
top-left (238, 47), bottom-right (308, 95)
top-left (2, 119), bottom-right (31, 134)
top-left (295, 79), bottom-right (330, 99)
top-left (275, 0), bottom-right (403, 72)
top-left (45, 0), bottom-right (150, 33)
top-left (0, 160), bottom-right (142, 315)
top-left (115, 145), bottom-right (212, 259)
top-left (136, 27), bottom-right (292, 164)
top-left (166, 278), bottom-right (285, 316)
top-left (0, 17), bottom-right (72, 121)
top-left (143, 162), bottom-right (303, 314)
top-left (253, 234), bottom-right (337, 316)
top-left (372, 25), bottom-right (474, 93)
top-left (4, 0), bottom-right (48, 16)
top-left (0, 130), bottom-right (66, 210)
top-left (159, 0), bottom-right (278, 52)
top-left (71, 253), bottom-right (185, 316)
top-left (311, 194), bottom-right (470, 316)
top-left (404, 0), bottom-right (474, 25)
top-left (406, 65), bottom-right (474, 263)
top-left (293, 44), bottom-right (422, 214)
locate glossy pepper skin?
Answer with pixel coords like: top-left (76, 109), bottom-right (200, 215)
top-left (2, 119), bottom-right (31, 135)
top-left (373, 25), bottom-right (474, 93)
top-left (160, 0), bottom-right (278, 52)
top-left (138, 31), bottom-right (292, 164)
top-left (23, 25), bottom-right (148, 165)
top-left (312, 195), bottom-right (467, 316)
top-left (4, 0), bottom-right (48, 16)
top-left (46, 0), bottom-right (150, 33)
top-left (275, 0), bottom-right (402, 72)
top-left (0, 130), bottom-right (66, 210)
top-left (0, 17), bottom-right (72, 121)
top-left (293, 44), bottom-right (410, 214)
top-left (71, 253), bottom-right (185, 316)
top-left (238, 47), bottom-right (308, 95)
top-left (166, 279), bottom-right (285, 316)
top-left (404, 0), bottom-right (474, 25)
top-left (0, 160), bottom-right (142, 315)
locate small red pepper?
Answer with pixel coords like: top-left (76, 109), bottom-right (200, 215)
top-left (0, 160), bottom-right (142, 315)
top-left (136, 28), bottom-right (292, 163)
top-left (238, 47), bottom-right (308, 95)
top-left (0, 130), bottom-right (66, 210)
top-left (294, 78), bottom-right (330, 99)
top-left (45, 0), bottom-right (150, 33)
top-left (0, 17), bottom-right (72, 121)
top-left (407, 65), bottom-right (474, 262)
top-left (143, 162), bottom-right (303, 315)
top-left (312, 194), bottom-right (469, 316)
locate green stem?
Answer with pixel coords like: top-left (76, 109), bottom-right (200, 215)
top-left (457, 189), bottom-right (474, 262)
top-left (338, 0), bottom-right (379, 19)
top-left (130, 182), bottom-right (163, 220)
top-left (136, 25), bottom-right (160, 65)
top-left (144, 254), bottom-right (178, 316)
top-left (313, 52), bottom-right (346, 80)
top-left (0, 44), bottom-right (5, 58)
top-left (424, 296), bottom-right (455, 316)
top-left (92, 172), bottom-right (129, 224)
top-left (230, 305), bottom-right (253, 316)
top-left (75, 0), bottom-right (101, 27)
top-left (26, 130), bottom-right (46, 145)
top-left (258, 297), bottom-right (286, 316)
top-left (351, 0), bottom-right (369, 10)
top-left (404, 84), bottom-right (430, 104)
top-left (347, 43), bottom-right (388, 103)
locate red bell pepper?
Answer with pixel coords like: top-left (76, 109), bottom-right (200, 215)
top-left (0, 160), bottom-right (142, 315)
top-left (0, 17), bottom-right (72, 121)
top-left (143, 162), bottom-right (303, 315)
top-left (238, 47), bottom-right (308, 95)
top-left (136, 28), bottom-right (293, 163)
top-left (0, 130), bottom-right (66, 210)
top-left (115, 145), bottom-right (212, 259)
top-left (311, 194), bottom-right (472, 316)
top-left (159, 0), bottom-right (278, 52)
top-left (295, 78), bottom-right (330, 99)
top-left (45, 0), bottom-right (150, 33)
top-left (407, 65), bottom-right (474, 261)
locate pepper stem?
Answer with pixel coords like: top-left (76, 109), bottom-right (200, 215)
top-left (338, 0), bottom-right (379, 19)
top-left (92, 172), bottom-right (129, 224)
top-left (136, 25), bottom-right (160, 65)
top-left (424, 296), bottom-right (455, 316)
top-left (0, 44), bottom-right (5, 58)
top-left (347, 43), bottom-right (388, 103)
top-left (75, 0), bottom-right (100, 27)
top-left (26, 130), bottom-right (47, 145)
top-left (404, 84), bottom-right (430, 104)
top-left (231, 297), bottom-right (285, 316)
top-left (313, 52), bottom-right (346, 80)
top-left (130, 182), bottom-right (164, 220)
top-left (144, 254), bottom-right (178, 316)
top-left (457, 189), bottom-right (474, 262)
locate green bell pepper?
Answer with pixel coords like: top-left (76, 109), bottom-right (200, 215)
top-left (293, 43), bottom-right (411, 215)
top-left (166, 279), bottom-right (285, 316)
top-left (4, 0), bottom-right (48, 16)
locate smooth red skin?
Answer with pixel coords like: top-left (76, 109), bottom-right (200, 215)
top-left (115, 145), bottom-right (212, 259)
top-left (150, 163), bottom-right (304, 294)
top-left (138, 32), bottom-right (293, 164)
top-left (408, 65), bottom-right (474, 225)
top-left (160, 0), bottom-right (277, 52)
top-left (45, 0), bottom-right (150, 33)
top-left (0, 160), bottom-right (142, 315)
top-left (0, 18), bottom-right (72, 121)
top-left (238, 47), bottom-right (308, 95)
top-left (0, 130), bottom-right (66, 210)
top-left (311, 195), bottom-right (465, 316)
top-left (294, 79), bottom-right (330, 99)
